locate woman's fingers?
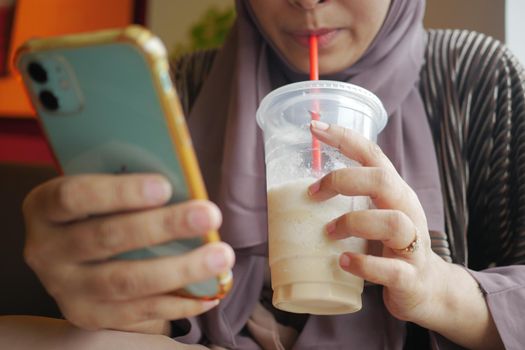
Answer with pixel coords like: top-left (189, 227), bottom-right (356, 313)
top-left (309, 166), bottom-right (422, 224)
top-left (21, 173), bottom-right (234, 334)
top-left (57, 241), bottom-right (234, 331)
top-left (60, 200), bottom-right (222, 262)
top-left (308, 121), bottom-right (427, 228)
top-left (339, 252), bottom-right (416, 289)
top-left (339, 251), bottom-right (439, 323)
top-left (24, 174), bottom-right (172, 224)
top-left (310, 120), bottom-right (395, 170)
top-left (327, 209), bottom-right (419, 251)
top-left (79, 242), bottom-right (234, 301)
top-left (309, 166), bottom-right (402, 202)
top-left (308, 122), bottom-right (441, 325)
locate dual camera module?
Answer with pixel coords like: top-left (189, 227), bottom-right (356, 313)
top-left (27, 61), bottom-right (59, 111)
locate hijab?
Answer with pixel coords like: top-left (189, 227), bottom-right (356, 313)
top-left (183, 0), bottom-right (444, 346)
top-left (189, 0), bottom-right (443, 248)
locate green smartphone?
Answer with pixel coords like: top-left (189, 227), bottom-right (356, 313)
top-left (15, 25), bottom-right (232, 300)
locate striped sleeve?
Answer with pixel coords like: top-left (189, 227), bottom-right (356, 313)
top-left (171, 49), bottom-right (218, 117)
top-left (422, 29), bottom-right (525, 350)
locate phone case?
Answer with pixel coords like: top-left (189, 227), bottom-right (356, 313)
top-left (15, 25), bottom-right (232, 299)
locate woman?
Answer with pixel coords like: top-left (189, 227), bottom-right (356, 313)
top-left (4, 0), bottom-right (524, 349)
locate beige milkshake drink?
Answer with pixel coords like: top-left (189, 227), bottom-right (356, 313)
top-left (268, 178), bottom-right (369, 314)
top-left (256, 81), bottom-right (387, 315)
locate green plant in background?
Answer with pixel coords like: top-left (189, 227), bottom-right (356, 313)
top-left (170, 5), bottom-right (235, 60)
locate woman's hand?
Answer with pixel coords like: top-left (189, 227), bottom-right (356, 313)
top-left (22, 174), bottom-right (235, 335)
top-left (308, 120), bottom-right (449, 324)
top-left (308, 121), bottom-right (505, 349)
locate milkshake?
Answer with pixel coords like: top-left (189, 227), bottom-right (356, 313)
top-left (256, 80), bottom-right (387, 314)
top-left (268, 178), bottom-right (368, 314)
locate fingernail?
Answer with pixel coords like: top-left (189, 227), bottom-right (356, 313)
top-left (340, 254), bottom-right (351, 268)
top-left (188, 208), bottom-right (210, 231)
top-left (206, 249), bottom-right (228, 272)
top-left (326, 220), bottom-right (337, 235)
top-left (202, 299), bottom-right (220, 309)
top-left (311, 120), bottom-right (330, 131)
top-left (143, 178), bottom-right (171, 203)
top-left (308, 181), bottom-right (321, 195)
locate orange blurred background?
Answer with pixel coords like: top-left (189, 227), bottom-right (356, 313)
top-left (0, 0), bottom-right (144, 164)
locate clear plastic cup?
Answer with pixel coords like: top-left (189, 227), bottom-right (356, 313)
top-left (256, 80), bottom-right (387, 315)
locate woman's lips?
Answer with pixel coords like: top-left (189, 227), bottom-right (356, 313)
top-left (291, 29), bottom-right (341, 48)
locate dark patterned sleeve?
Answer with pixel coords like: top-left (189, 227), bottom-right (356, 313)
top-left (464, 36), bottom-right (525, 269)
top-left (422, 29), bottom-right (525, 350)
top-left (170, 49), bottom-right (218, 116)
top-left (463, 41), bottom-right (525, 350)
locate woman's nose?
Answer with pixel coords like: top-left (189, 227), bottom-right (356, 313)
top-left (288, 0), bottom-right (326, 11)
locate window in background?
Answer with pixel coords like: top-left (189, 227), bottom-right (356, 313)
top-left (424, 0), bottom-right (505, 42)
top-left (146, 0), bottom-right (234, 59)
top-left (506, 0), bottom-right (525, 65)
top-left (170, 5), bottom-right (234, 60)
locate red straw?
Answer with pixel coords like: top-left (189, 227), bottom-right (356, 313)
top-left (309, 35), bottom-right (319, 80)
top-left (309, 35), bottom-right (321, 173)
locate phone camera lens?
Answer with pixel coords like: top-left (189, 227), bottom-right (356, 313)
top-left (39, 90), bottom-right (59, 111)
top-left (27, 61), bottom-right (48, 83)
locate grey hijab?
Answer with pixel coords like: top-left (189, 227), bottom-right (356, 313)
top-left (183, 0), bottom-right (444, 347)
top-left (189, 0), bottom-right (443, 248)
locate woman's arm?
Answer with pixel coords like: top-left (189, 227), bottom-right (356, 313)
top-left (426, 265), bottom-right (525, 350)
top-left (0, 315), bottom-right (209, 350)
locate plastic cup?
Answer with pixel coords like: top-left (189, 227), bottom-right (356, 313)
top-left (256, 80), bottom-right (387, 315)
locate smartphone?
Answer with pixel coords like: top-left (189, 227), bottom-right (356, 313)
top-left (15, 25), bottom-right (232, 300)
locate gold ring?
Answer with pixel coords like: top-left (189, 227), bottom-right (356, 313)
top-left (397, 228), bottom-right (420, 253)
